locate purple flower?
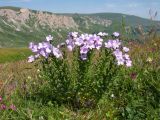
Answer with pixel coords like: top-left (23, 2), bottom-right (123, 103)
top-left (29, 42), bottom-right (34, 49)
top-left (40, 50), bottom-right (48, 58)
top-left (46, 35), bottom-right (53, 42)
top-left (113, 32), bottom-right (120, 37)
top-left (80, 54), bottom-right (87, 60)
top-left (30, 44), bottom-right (38, 53)
top-left (80, 46), bottom-right (89, 54)
top-left (105, 40), bottom-right (121, 49)
top-left (126, 60), bottom-right (132, 67)
top-left (124, 54), bottom-right (130, 60)
top-left (75, 38), bottom-right (84, 46)
top-left (71, 32), bottom-right (78, 38)
top-left (117, 57), bottom-right (125, 65)
top-left (86, 39), bottom-right (95, 49)
top-left (10, 104), bottom-right (16, 111)
top-left (130, 72), bottom-right (137, 79)
top-left (113, 49), bottom-right (123, 57)
top-left (66, 39), bottom-right (75, 51)
top-left (123, 47), bottom-right (129, 52)
top-left (1, 104), bottom-right (6, 110)
top-left (45, 47), bottom-right (52, 53)
top-left (0, 96), bottom-right (2, 102)
top-left (95, 40), bottom-right (102, 50)
top-left (38, 43), bottom-right (43, 49)
top-left (105, 40), bottom-right (113, 48)
top-left (28, 55), bottom-right (35, 63)
top-left (112, 40), bottom-right (121, 49)
top-left (52, 47), bottom-right (63, 58)
top-left (68, 32), bottom-right (79, 39)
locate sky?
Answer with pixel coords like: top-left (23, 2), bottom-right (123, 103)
top-left (0, 0), bottom-right (160, 20)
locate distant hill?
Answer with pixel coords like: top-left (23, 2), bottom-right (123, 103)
top-left (0, 6), bottom-right (159, 47)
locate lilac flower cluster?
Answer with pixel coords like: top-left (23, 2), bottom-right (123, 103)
top-left (105, 40), bottom-right (132, 67)
top-left (28, 35), bottom-right (62, 62)
top-left (66, 32), bottom-right (104, 60)
top-left (28, 32), bottom-right (132, 67)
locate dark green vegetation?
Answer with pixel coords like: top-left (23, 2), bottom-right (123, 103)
top-left (0, 6), bottom-right (160, 47)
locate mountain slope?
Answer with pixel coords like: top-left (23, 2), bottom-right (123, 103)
top-left (0, 6), bottom-right (159, 47)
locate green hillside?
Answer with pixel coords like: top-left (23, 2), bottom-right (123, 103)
top-left (0, 6), bottom-right (159, 48)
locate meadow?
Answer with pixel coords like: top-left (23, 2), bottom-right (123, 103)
top-left (0, 48), bottom-right (32, 63)
top-left (0, 33), bottom-right (160, 120)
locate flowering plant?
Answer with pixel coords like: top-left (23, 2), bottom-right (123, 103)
top-left (28, 32), bottom-right (132, 108)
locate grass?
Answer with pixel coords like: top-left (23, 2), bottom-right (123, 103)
top-left (0, 36), bottom-right (160, 119)
top-left (0, 48), bottom-right (32, 63)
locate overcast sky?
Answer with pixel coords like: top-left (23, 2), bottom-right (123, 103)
top-left (0, 0), bottom-right (160, 20)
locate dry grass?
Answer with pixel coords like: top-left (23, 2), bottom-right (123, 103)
top-left (0, 60), bottom-right (38, 96)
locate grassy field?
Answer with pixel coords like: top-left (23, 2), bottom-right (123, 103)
top-left (0, 36), bottom-right (160, 119)
top-left (0, 48), bottom-right (32, 63)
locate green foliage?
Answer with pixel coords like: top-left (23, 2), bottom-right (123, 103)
top-left (37, 47), bottom-right (117, 108)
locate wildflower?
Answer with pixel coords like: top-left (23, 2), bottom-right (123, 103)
top-left (123, 47), bottom-right (129, 52)
top-left (52, 47), bottom-right (63, 58)
top-left (124, 54), bottom-right (130, 60)
top-left (112, 39), bottom-right (121, 49)
top-left (105, 40), bottom-right (121, 49)
top-left (39, 50), bottom-right (48, 58)
top-left (28, 55), bottom-right (35, 63)
top-left (111, 94), bottom-right (115, 98)
top-left (31, 44), bottom-right (38, 53)
top-left (80, 54), bottom-right (87, 60)
top-left (113, 32), bottom-right (120, 37)
top-left (130, 72), bottom-right (137, 80)
top-left (0, 104), bottom-right (6, 110)
top-left (66, 39), bottom-right (75, 51)
top-left (46, 35), bottom-right (53, 42)
top-left (75, 38), bottom-right (84, 46)
top-left (29, 42), bottom-right (34, 49)
top-left (35, 54), bottom-right (40, 58)
top-left (38, 43), bottom-right (43, 49)
top-left (113, 49), bottom-right (123, 58)
top-left (147, 57), bottom-right (153, 62)
top-left (27, 76), bottom-right (31, 79)
top-left (28, 33), bottom-right (132, 67)
top-left (97, 32), bottom-right (108, 36)
top-left (126, 60), bottom-right (132, 67)
top-left (105, 40), bottom-right (113, 48)
top-left (71, 32), bottom-right (79, 38)
top-left (0, 96), bottom-right (2, 102)
top-left (10, 104), bottom-right (16, 111)
top-left (37, 69), bottom-right (40, 72)
top-left (80, 46), bottom-right (89, 54)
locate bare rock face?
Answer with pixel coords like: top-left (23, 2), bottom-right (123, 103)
top-left (0, 8), bottom-right (78, 29)
top-left (35, 11), bottom-right (78, 28)
top-left (0, 9), bottom-right (30, 23)
top-left (20, 8), bottom-right (30, 13)
top-left (86, 16), bottom-right (112, 27)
